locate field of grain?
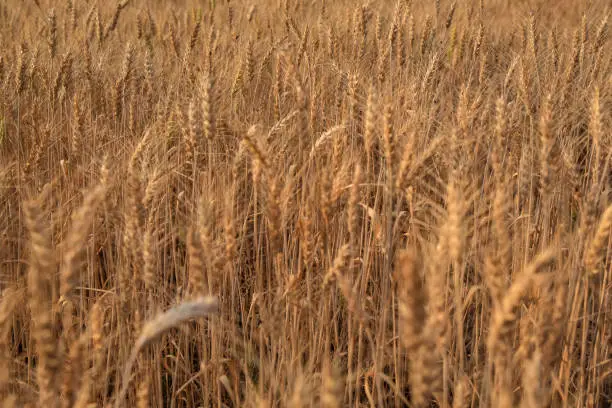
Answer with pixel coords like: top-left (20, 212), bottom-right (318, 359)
top-left (0, 0), bottom-right (610, 406)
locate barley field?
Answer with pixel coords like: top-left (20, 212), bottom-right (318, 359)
top-left (0, 0), bottom-right (610, 407)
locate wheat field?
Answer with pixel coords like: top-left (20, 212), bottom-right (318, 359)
top-left (0, 0), bottom-right (610, 407)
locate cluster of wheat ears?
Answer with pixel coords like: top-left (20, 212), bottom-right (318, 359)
top-left (0, 0), bottom-right (610, 406)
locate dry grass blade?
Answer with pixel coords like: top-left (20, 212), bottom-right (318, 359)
top-left (115, 297), bottom-right (219, 407)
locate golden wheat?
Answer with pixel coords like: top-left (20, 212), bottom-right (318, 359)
top-left (0, 0), bottom-right (610, 406)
